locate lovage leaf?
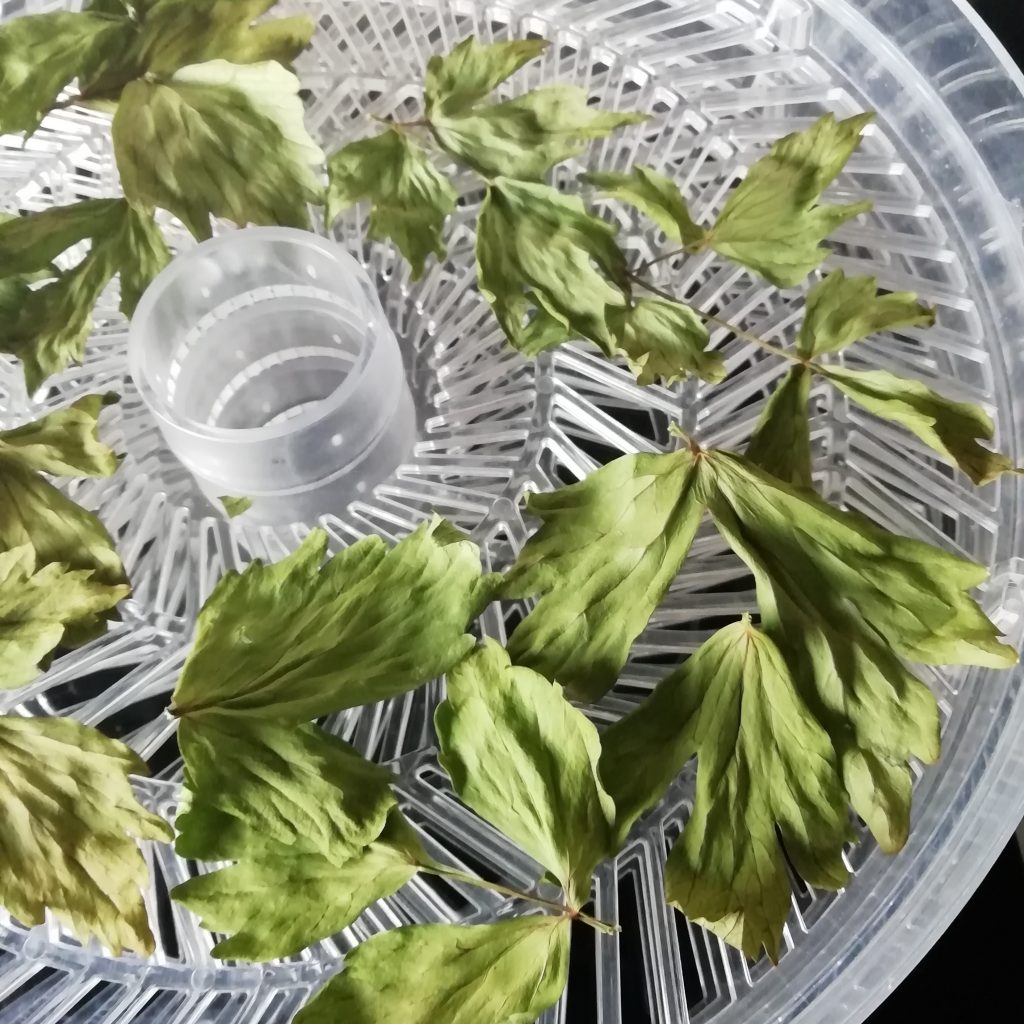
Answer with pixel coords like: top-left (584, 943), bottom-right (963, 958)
top-left (0, 397), bottom-right (128, 644)
top-left (0, 715), bottom-right (171, 954)
top-left (431, 85), bottom-right (646, 181)
top-left (605, 619), bottom-right (848, 961)
top-left (704, 451), bottom-right (1016, 850)
top-left (0, 393), bottom-right (120, 476)
top-left (294, 916), bottom-right (571, 1024)
top-left (706, 114), bottom-right (874, 287)
top-left (176, 719), bottom-right (395, 861)
top-left (0, 545), bottom-right (128, 689)
top-left (219, 495), bottom-right (252, 518)
top-left (174, 806), bottom-right (423, 961)
top-left (173, 717), bottom-right (411, 960)
top-left (0, 201), bottom-right (171, 388)
top-left (113, 59), bottom-right (324, 240)
top-left (745, 365), bottom-right (814, 489)
top-left (170, 517), bottom-right (492, 721)
top-left (822, 365), bottom-right (1020, 486)
top-left (131, 0), bottom-right (315, 76)
top-left (80, 0), bottom-right (315, 97)
top-left (503, 450), bottom-right (705, 702)
top-left (0, 199), bottom-right (124, 277)
top-left (476, 177), bottom-right (627, 356)
top-left (436, 641), bottom-right (615, 908)
top-left (608, 298), bottom-right (724, 387)
top-left (424, 36), bottom-right (549, 118)
top-left (0, 11), bottom-right (133, 135)
top-left (586, 165), bottom-right (706, 247)
top-left (798, 270), bottom-right (936, 357)
top-left (326, 130), bottom-right (457, 278)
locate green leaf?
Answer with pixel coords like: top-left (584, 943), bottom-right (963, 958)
top-left (176, 718), bottom-right (395, 860)
top-left (173, 806), bottom-right (423, 961)
top-left (0, 399), bottom-right (128, 645)
top-left (424, 36), bottom-right (549, 118)
top-left (435, 640), bottom-right (615, 908)
top-left (172, 717), bottom-right (409, 959)
top-left (0, 199), bottom-right (124, 277)
top-left (294, 916), bottom-right (571, 1024)
top-left (603, 618), bottom-right (848, 962)
top-left (822, 365), bottom-right (1020, 485)
top-left (703, 451), bottom-right (1016, 850)
top-left (325, 130), bottom-right (457, 279)
top-left (745, 365), bottom-right (813, 489)
top-left (0, 545), bottom-right (129, 689)
top-left (476, 177), bottom-right (626, 356)
top-left (503, 450), bottom-right (705, 702)
top-left (0, 11), bottom-right (133, 135)
top-left (170, 517), bottom-right (492, 720)
top-left (608, 298), bottom-right (724, 386)
top-left (0, 715), bottom-right (171, 954)
top-left (0, 201), bottom-right (171, 388)
top-left (585, 165), bottom-right (706, 247)
top-left (113, 59), bottom-right (324, 241)
top-left (0, 393), bottom-right (121, 476)
top-left (0, 464), bottom-right (128, 644)
top-left (117, 205), bottom-right (171, 316)
top-left (707, 114), bottom-right (875, 287)
top-left (798, 270), bottom-right (936, 357)
top-left (133, 0), bottom-right (315, 75)
top-left (219, 495), bottom-right (252, 518)
top-left (432, 85), bottom-right (646, 181)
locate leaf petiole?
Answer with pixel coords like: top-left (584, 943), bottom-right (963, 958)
top-left (627, 271), bottom-right (799, 364)
top-left (419, 864), bottom-right (619, 934)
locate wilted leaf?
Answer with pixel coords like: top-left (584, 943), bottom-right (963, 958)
top-left (476, 177), bottom-right (626, 356)
top-left (170, 518), bottom-right (492, 720)
top-left (0, 397), bottom-right (128, 644)
top-left (0, 11), bottom-right (132, 134)
top-left (586, 165), bottom-right (706, 247)
top-left (173, 806), bottom-right (423, 961)
top-left (603, 618), bottom-right (848, 961)
top-left (219, 495), bottom-right (252, 518)
top-left (704, 451), bottom-right (1016, 850)
top-left (424, 36), bottom-right (549, 118)
top-left (798, 270), bottom-right (935, 357)
top-left (707, 114), bottom-right (875, 287)
top-left (745, 365), bottom-right (813, 489)
top-left (0, 715), bottom-right (171, 953)
top-left (0, 545), bottom-right (128, 689)
top-left (0, 201), bottom-right (171, 388)
top-left (823, 365), bottom-right (1019, 485)
top-left (172, 717), bottom-right (410, 959)
top-left (113, 59), bottom-right (324, 240)
top-left (326, 130), bottom-right (456, 278)
top-left (432, 85), bottom-right (645, 181)
top-left (608, 298), bottom-right (724, 386)
top-left (503, 450), bottom-right (704, 702)
top-left (436, 641), bottom-right (615, 908)
top-left (294, 916), bottom-right (571, 1024)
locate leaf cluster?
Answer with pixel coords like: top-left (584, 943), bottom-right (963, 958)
top-left (0, 15), bottom-right (1020, 1024)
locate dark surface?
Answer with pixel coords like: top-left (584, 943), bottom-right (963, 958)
top-left (868, 2), bottom-right (1024, 1022)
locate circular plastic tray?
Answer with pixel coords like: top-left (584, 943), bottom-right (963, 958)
top-left (1, 1), bottom-right (1022, 1023)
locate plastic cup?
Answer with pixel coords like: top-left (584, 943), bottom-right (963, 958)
top-left (128, 227), bottom-right (415, 523)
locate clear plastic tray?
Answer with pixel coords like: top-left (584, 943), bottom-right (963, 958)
top-left (1, 1), bottom-right (1022, 1023)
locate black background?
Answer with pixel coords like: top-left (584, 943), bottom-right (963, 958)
top-left (868, 2), bottom-right (1023, 1021)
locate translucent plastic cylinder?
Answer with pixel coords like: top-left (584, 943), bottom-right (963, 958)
top-left (128, 227), bottom-right (415, 522)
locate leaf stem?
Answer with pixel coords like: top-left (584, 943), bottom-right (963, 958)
top-left (370, 113), bottom-right (431, 131)
top-left (627, 271), bottom-right (798, 363)
top-left (420, 864), bottom-right (618, 934)
top-left (637, 246), bottom-right (695, 273)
